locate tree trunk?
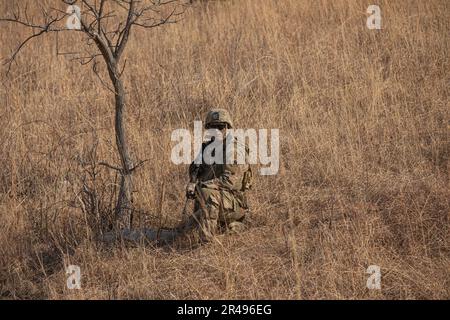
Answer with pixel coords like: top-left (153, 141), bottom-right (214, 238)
top-left (93, 31), bottom-right (134, 229)
top-left (111, 69), bottom-right (134, 229)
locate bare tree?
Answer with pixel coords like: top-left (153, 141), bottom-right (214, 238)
top-left (1, 0), bottom-right (188, 229)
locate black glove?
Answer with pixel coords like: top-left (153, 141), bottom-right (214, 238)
top-left (186, 183), bottom-right (196, 199)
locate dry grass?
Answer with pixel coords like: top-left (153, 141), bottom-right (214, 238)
top-left (0, 0), bottom-right (449, 299)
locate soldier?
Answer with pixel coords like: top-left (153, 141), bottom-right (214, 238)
top-left (103, 109), bottom-right (252, 244)
top-left (177, 108), bottom-right (252, 242)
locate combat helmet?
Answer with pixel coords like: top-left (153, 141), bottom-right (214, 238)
top-left (205, 109), bottom-right (233, 129)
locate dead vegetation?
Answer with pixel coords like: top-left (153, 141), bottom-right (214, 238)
top-left (0, 0), bottom-right (449, 299)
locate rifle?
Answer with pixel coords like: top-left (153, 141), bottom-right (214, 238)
top-left (181, 136), bottom-right (216, 216)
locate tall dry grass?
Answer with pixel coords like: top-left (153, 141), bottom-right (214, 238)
top-left (0, 0), bottom-right (449, 299)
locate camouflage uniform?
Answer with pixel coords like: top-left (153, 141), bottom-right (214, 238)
top-left (178, 109), bottom-right (252, 241)
top-left (103, 109), bottom-right (252, 244)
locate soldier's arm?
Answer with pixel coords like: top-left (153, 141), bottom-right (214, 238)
top-left (188, 141), bottom-right (209, 183)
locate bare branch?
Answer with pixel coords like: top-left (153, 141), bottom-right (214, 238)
top-left (99, 161), bottom-right (122, 172)
top-left (129, 159), bottom-right (150, 173)
top-left (132, 0), bottom-right (187, 30)
top-left (92, 60), bottom-right (117, 94)
top-left (0, 13), bottom-right (68, 75)
top-left (98, 0), bottom-right (106, 35)
top-left (115, 0), bottom-right (136, 60)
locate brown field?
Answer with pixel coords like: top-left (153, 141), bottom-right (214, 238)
top-left (0, 0), bottom-right (449, 299)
